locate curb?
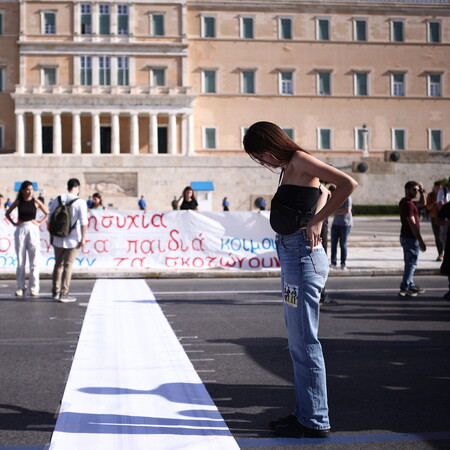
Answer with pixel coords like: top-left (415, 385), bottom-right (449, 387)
top-left (0, 268), bottom-right (441, 280)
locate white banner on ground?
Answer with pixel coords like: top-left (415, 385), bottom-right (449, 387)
top-left (0, 210), bottom-right (278, 271)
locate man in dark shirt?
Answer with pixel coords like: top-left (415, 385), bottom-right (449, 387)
top-left (398, 181), bottom-right (427, 297)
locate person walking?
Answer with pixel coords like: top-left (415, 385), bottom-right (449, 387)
top-left (437, 202), bottom-right (450, 300)
top-left (5, 180), bottom-right (48, 296)
top-left (330, 195), bottom-right (353, 270)
top-left (426, 181), bottom-right (444, 261)
top-left (49, 178), bottom-right (88, 303)
top-left (398, 181), bottom-right (427, 297)
top-left (179, 186), bottom-right (199, 210)
top-left (222, 197), bottom-right (230, 211)
top-left (243, 121), bottom-right (357, 439)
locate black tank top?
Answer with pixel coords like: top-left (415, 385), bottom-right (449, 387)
top-left (18, 199), bottom-right (37, 222)
top-left (275, 185), bottom-right (320, 227)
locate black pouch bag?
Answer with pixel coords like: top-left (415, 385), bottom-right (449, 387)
top-left (270, 194), bottom-right (311, 235)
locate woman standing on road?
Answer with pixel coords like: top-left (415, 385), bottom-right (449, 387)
top-left (5, 180), bottom-right (48, 297)
top-left (179, 186), bottom-right (199, 210)
top-left (243, 121), bottom-right (357, 439)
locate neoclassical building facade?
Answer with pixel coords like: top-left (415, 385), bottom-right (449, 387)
top-left (0, 0), bottom-right (449, 208)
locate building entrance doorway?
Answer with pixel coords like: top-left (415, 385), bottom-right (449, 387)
top-left (42, 126), bottom-right (53, 153)
top-left (100, 127), bottom-right (112, 154)
top-left (158, 127), bottom-right (167, 154)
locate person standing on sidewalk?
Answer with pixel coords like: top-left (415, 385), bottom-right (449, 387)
top-left (5, 181), bottom-right (48, 297)
top-left (426, 181), bottom-right (444, 261)
top-left (330, 195), bottom-right (353, 270)
top-left (398, 181), bottom-right (426, 297)
top-left (49, 178), bottom-right (88, 303)
top-left (244, 121), bottom-right (357, 439)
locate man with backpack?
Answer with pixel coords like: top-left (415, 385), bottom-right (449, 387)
top-left (48, 178), bottom-right (88, 302)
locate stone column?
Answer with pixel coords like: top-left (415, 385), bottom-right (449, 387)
top-left (111, 3), bottom-right (118, 35)
top-left (149, 113), bottom-right (158, 154)
top-left (92, 112), bottom-right (100, 154)
top-left (33, 112), bottom-right (42, 155)
top-left (53, 112), bottom-right (62, 154)
top-left (130, 112), bottom-right (139, 155)
top-left (187, 113), bottom-right (194, 156)
top-left (168, 113), bottom-right (177, 155)
top-left (15, 112), bottom-right (25, 155)
top-left (92, 3), bottom-right (98, 35)
top-left (111, 113), bottom-right (120, 154)
top-left (181, 114), bottom-right (187, 155)
top-left (74, 2), bottom-right (80, 35)
top-left (72, 112), bottom-right (81, 154)
top-left (92, 56), bottom-right (99, 86)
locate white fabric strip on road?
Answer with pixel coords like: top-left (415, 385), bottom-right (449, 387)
top-left (50, 279), bottom-right (239, 449)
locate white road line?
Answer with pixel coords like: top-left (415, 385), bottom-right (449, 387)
top-left (50, 279), bottom-right (239, 450)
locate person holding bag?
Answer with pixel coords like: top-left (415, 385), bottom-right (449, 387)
top-left (243, 121), bottom-right (357, 439)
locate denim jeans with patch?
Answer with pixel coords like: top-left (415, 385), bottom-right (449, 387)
top-left (276, 229), bottom-right (330, 430)
top-left (400, 237), bottom-right (420, 291)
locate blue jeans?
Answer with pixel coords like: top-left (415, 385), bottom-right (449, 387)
top-left (276, 230), bottom-right (330, 430)
top-left (331, 225), bottom-right (351, 265)
top-left (400, 237), bottom-right (420, 291)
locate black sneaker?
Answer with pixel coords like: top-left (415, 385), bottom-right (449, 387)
top-left (320, 294), bottom-right (338, 305)
top-left (273, 418), bottom-right (331, 438)
top-left (398, 289), bottom-right (418, 297)
top-left (410, 286), bottom-right (425, 294)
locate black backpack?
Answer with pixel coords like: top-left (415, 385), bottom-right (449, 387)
top-left (49, 196), bottom-right (79, 237)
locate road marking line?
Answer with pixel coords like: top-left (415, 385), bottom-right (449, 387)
top-left (50, 279), bottom-right (239, 450)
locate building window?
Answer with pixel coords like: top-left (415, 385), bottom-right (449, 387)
top-left (203, 70), bottom-right (216, 93)
top-left (43, 12), bottom-right (56, 34)
top-left (355, 72), bottom-right (368, 96)
top-left (429, 129), bottom-right (442, 150)
top-left (151, 68), bottom-right (165, 86)
top-left (317, 18), bottom-right (330, 41)
top-left (428, 74), bottom-right (441, 97)
top-left (151, 14), bottom-right (164, 36)
top-left (80, 4), bottom-right (92, 34)
top-left (202, 15), bottom-right (215, 38)
top-left (318, 72), bottom-right (331, 95)
top-left (279, 17), bottom-right (292, 40)
top-left (241, 17), bottom-right (254, 39)
top-left (318, 128), bottom-right (331, 150)
top-left (0, 10), bottom-right (4, 34)
top-left (391, 73), bottom-right (405, 97)
top-left (354, 19), bottom-right (367, 41)
top-left (42, 67), bottom-right (56, 85)
top-left (80, 56), bottom-right (92, 85)
top-left (428, 21), bottom-right (441, 43)
top-left (241, 71), bottom-right (255, 94)
top-left (99, 4), bottom-right (110, 35)
top-left (0, 126), bottom-right (3, 148)
top-left (117, 5), bottom-right (129, 35)
top-left (0, 68), bottom-right (4, 92)
top-left (117, 56), bottom-right (129, 85)
top-left (204, 127), bottom-right (216, 149)
top-left (279, 71), bottom-right (293, 95)
top-left (392, 129), bottom-right (406, 150)
top-left (391, 20), bottom-right (404, 42)
top-left (283, 128), bottom-right (294, 140)
top-left (99, 56), bottom-right (110, 85)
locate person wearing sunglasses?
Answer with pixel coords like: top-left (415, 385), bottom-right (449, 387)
top-left (243, 121), bottom-right (357, 439)
top-left (398, 181), bottom-right (427, 297)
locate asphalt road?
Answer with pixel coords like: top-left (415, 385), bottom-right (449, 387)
top-left (0, 275), bottom-right (449, 449)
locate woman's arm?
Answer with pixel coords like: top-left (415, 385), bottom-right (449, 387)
top-left (5, 200), bottom-right (19, 226)
top-left (34, 199), bottom-right (49, 226)
top-left (294, 152), bottom-right (357, 247)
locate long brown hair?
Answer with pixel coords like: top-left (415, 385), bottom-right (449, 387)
top-left (243, 121), bottom-right (309, 164)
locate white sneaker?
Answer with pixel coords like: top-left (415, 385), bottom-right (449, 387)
top-left (30, 289), bottom-right (39, 297)
top-left (15, 289), bottom-right (25, 297)
top-left (330, 264), bottom-right (337, 270)
top-left (59, 294), bottom-right (76, 303)
top-left (341, 264), bottom-right (347, 270)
